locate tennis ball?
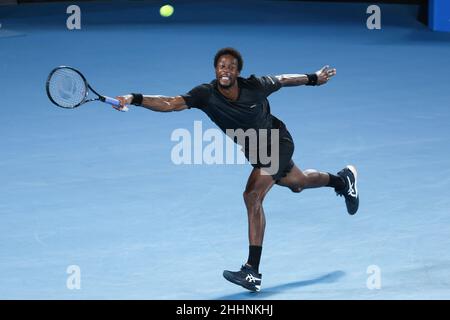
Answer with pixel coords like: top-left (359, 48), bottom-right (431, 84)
top-left (160, 5), bottom-right (174, 18)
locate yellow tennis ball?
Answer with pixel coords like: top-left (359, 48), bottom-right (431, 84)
top-left (160, 5), bottom-right (174, 18)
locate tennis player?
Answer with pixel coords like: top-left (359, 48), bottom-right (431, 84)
top-left (115, 47), bottom-right (359, 292)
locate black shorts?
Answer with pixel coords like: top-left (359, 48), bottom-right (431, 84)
top-left (244, 118), bottom-right (295, 182)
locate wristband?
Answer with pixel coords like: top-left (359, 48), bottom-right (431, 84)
top-left (131, 93), bottom-right (143, 106)
top-left (306, 74), bottom-right (318, 86)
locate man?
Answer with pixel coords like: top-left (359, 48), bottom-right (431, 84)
top-left (115, 47), bottom-right (359, 292)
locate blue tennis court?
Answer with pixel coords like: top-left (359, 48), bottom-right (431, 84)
top-left (1, 0), bottom-right (450, 299)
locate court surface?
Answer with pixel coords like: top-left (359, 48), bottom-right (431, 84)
top-left (1, 0), bottom-right (450, 299)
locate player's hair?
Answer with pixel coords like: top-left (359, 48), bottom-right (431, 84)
top-left (214, 47), bottom-right (243, 72)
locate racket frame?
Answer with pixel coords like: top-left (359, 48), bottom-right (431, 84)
top-left (46, 66), bottom-right (114, 109)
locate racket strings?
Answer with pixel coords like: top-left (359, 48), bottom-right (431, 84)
top-left (48, 68), bottom-right (87, 108)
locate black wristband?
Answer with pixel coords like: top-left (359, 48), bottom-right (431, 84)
top-left (131, 93), bottom-right (143, 106)
top-left (306, 74), bottom-right (318, 86)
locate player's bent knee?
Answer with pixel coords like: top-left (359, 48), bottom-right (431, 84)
top-left (290, 187), bottom-right (302, 193)
top-left (290, 178), bottom-right (306, 192)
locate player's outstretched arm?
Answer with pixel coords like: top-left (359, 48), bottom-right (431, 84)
top-left (115, 94), bottom-right (188, 112)
top-left (275, 65), bottom-right (336, 87)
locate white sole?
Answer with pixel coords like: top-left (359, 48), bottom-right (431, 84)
top-left (346, 165), bottom-right (358, 198)
top-left (346, 165), bottom-right (357, 181)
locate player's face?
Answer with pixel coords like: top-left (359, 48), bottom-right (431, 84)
top-left (215, 55), bottom-right (240, 89)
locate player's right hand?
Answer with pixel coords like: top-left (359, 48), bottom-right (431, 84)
top-left (114, 94), bottom-right (133, 111)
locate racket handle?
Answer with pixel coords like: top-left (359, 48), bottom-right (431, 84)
top-left (102, 96), bottom-right (129, 112)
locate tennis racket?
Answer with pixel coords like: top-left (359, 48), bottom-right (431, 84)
top-left (46, 66), bottom-right (129, 112)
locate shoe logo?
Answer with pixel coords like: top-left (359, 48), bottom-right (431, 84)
top-left (346, 177), bottom-right (357, 198)
top-left (249, 104), bottom-right (257, 109)
top-left (245, 274), bottom-right (261, 283)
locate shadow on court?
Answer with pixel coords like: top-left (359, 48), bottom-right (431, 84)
top-left (215, 270), bottom-right (346, 300)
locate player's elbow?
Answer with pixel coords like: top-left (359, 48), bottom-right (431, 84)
top-left (167, 102), bottom-right (188, 112)
top-left (161, 103), bottom-right (178, 112)
top-left (155, 101), bottom-right (177, 112)
top-left (157, 96), bottom-right (187, 112)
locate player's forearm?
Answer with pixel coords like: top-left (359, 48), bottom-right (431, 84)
top-left (275, 74), bottom-right (309, 87)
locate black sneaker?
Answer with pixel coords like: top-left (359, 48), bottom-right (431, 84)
top-left (336, 165), bottom-right (359, 215)
top-left (223, 265), bottom-right (262, 292)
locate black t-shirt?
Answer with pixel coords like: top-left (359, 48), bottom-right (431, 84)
top-left (181, 75), bottom-right (284, 134)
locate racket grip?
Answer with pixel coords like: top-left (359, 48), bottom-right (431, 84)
top-left (103, 96), bottom-right (129, 112)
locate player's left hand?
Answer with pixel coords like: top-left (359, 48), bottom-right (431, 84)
top-left (315, 65), bottom-right (336, 85)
